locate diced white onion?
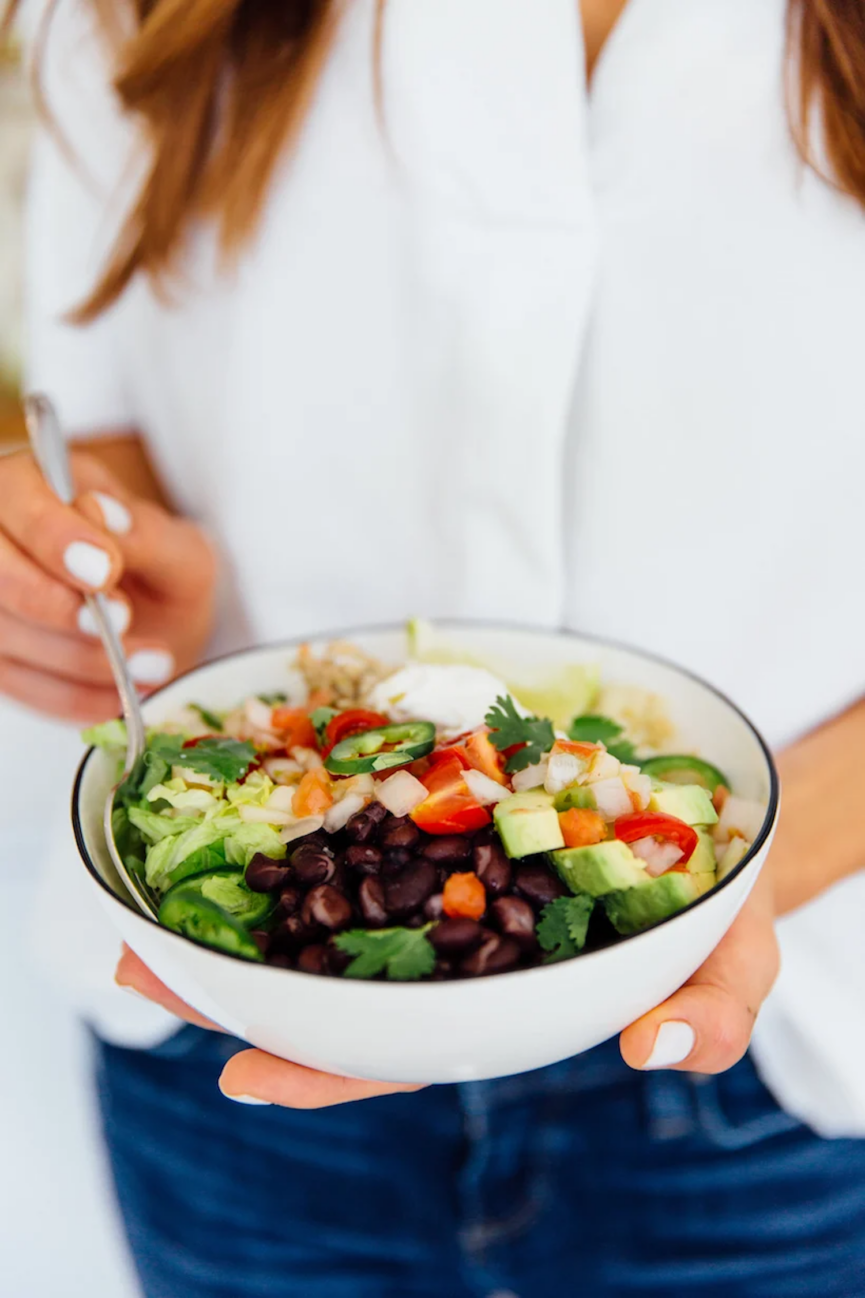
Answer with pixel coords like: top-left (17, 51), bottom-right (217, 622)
top-left (265, 785), bottom-right (296, 814)
top-left (544, 752), bottom-right (583, 796)
top-left (591, 776), bottom-right (633, 822)
top-left (512, 759), bottom-right (549, 792)
top-left (324, 793), bottom-right (367, 832)
top-left (279, 815), bottom-right (325, 844)
top-left (583, 750), bottom-right (622, 784)
top-left (716, 796), bottom-right (765, 844)
top-left (289, 746), bottom-right (324, 771)
top-left (375, 770), bottom-right (429, 817)
top-left (630, 835), bottom-right (684, 877)
top-left (238, 803), bottom-right (295, 826)
top-left (245, 697), bottom-right (274, 731)
top-left (621, 765), bottom-right (652, 810)
top-left (463, 768), bottom-right (511, 806)
top-left (263, 756), bottom-right (302, 784)
top-left (333, 773), bottom-right (375, 802)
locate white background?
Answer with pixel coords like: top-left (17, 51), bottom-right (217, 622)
top-left (0, 699), bottom-right (139, 1297)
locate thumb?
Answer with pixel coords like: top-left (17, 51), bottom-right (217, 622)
top-left (73, 457), bottom-right (217, 602)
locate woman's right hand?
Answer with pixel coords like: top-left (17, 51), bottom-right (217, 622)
top-left (0, 448), bottom-right (218, 722)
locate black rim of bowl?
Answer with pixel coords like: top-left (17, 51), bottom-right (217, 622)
top-left (72, 618), bottom-right (780, 984)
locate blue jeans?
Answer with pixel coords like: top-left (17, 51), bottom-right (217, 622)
top-left (95, 1029), bottom-right (865, 1297)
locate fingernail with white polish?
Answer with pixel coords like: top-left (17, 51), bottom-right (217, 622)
top-left (78, 598), bottom-right (130, 638)
top-left (222, 1093), bottom-right (272, 1106)
top-left (63, 541), bottom-right (112, 588)
top-left (127, 649), bottom-right (174, 686)
top-left (117, 984), bottom-right (148, 1000)
top-left (642, 1021), bottom-right (696, 1070)
top-left (91, 492), bottom-right (132, 535)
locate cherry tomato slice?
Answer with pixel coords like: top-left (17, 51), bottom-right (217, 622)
top-left (271, 707), bottom-right (318, 750)
top-left (464, 730), bottom-right (507, 785)
top-left (410, 755), bottom-right (491, 835)
top-left (428, 744), bottom-right (472, 770)
top-left (614, 812), bottom-right (698, 863)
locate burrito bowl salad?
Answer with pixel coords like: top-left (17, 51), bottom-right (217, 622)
top-left (84, 637), bottom-right (767, 981)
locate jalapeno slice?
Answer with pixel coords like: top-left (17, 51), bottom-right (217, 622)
top-left (158, 871), bottom-right (270, 959)
top-left (324, 721), bottom-right (436, 775)
top-left (639, 755), bottom-right (730, 794)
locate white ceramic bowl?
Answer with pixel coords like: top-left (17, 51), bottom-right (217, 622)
top-left (73, 623), bottom-right (778, 1084)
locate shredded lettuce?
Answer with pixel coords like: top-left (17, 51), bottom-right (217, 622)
top-left (82, 719), bottom-right (127, 752)
top-left (223, 822), bottom-right (286, 868)
top-left (141, 809), bottom-right (286, 891)
top-left (226, 770), bottom-right (274, 808)
top-left (128, 807), bottom-right (200, 843)
top-left (146, 779), bottom-right (222, 816)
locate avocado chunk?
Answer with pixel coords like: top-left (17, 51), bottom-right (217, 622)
top-left (648, 780), bottom-right (718, 827)
top-left (603, 871), bottom-right (710, 936)
top-left (687, 828), bottom-right (717, 875)
top-left (553, 784), bottom-right (597, 813)
top-left (494, 790), bottom-right (564, 859)
top-left (550, 840), bottom-right (648, 897)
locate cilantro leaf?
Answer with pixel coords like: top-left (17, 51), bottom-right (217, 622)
top-left (568, 714), bottom-right (623, 744)
top-left (190, 703), bottom-right (224, 731)
top-left (310, 706), bottom-right (338, 744)
top-left (607, 740), bottom-right (639, 765)
top-left (173, 737), bottom-right (257, 784)
top-left (536, 896), bottom-right (595, 963)
top-left (485, 695), bottom-right (555, 773)
top-left (334, 926), bottom-right (437, 980)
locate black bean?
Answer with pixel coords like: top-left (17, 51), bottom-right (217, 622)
top-left (267, 952), bottom-right (293, 969)
top-left (301, 884), bottom-right (353, 931)
top-left (327, 944), bottom-right (352, 975)
top-left (460, 935), bottom-right (522, 977)
top-left (431, 960), bottom-right (454, 981)
top-left (345, 802), bottom-right (388, 843)
top-left (277, 885), bottom-right (302, 917)
top-left (421, 835), bottom-right (472, 864)
top-left (383, 859), bottom-right (438, 915)
top-left (429, 917), bottom-right (484, 957)
top-left (250, 929), bottom-right (271, 955)
top-left (379, 817), bottom-right (421, 850)
top-left (290, 843), bottom-right (336, 886)
top-left (490, 896), bottom-right (537, 949)
top-left (245, 854), bottom-right (292, 893)
top-left (423, 892), bottom-right (445, 921)
top-left (358, 877), bottom-right (389, 927)
top-left (345, 844), bottom-right (383, 873)
top-left (296, 944), bottom-right (329, 975)
top-left (383, 848), bottom-right (412, 872)
top-left (473, 840), bottom-right (511, 896)
top-left (272, 914), bottom-right (319, 950)
top-left (514, 860), bottom-right (567, 908)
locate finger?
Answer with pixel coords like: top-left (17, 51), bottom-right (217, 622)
top-left (0, 607), bottom-right (170, 688)
top-left (78, 489), bottom-right (217, 603)
top-left (115, 946), bottom-right (226, 1033)
top-left (0, 531), bottom-right (133, 636)
top-left (219, 1048), bottom-right (425, 1109)
top-left (0, 452), bottom-right (123, 592)
top-left (620, 871), bottom-right (779, 1075)
top-left (0, 656), bottom-right (120, 723)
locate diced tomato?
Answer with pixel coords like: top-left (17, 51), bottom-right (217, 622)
top-left (323, 709), bottom-right (389, 755)
top-left (614, 812), bottom-right (698, 863)
top-left (464, 729), bottom-right (507, 785)
top-left (712, 784), bottom-right (730, 815)
top-left (292, 767), bottom-right (334, 817)
top-left (552, 739), bottom-right (600, 759)
top-left (410, 755), bottom-right (491, 835)
top-left (271, 707), bottom-right (318, 750)
top-left (558, 807), bottom-right (607, 848)
top-left (428, 744), bottom-right (472, 770)
top-left (442, 871), bottom-right (487, 921)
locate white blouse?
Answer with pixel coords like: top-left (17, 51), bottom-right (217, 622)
top-left (25, 0), bottom-right (865, 1133)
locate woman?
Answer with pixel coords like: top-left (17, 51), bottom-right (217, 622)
top-left (4, 0), bottom-right (865, 1292)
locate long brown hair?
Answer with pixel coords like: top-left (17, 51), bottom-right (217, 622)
top-left (3, 0), bottom-right (865, 320)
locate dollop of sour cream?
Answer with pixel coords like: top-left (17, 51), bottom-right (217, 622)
top-left (368, 664), bottom-right (516, 737)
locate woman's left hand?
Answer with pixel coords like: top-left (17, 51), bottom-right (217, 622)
top-left (619, 867), bottom-right (779, 1073)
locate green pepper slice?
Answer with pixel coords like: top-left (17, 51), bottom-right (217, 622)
top-left (324, 721), bottom-right (436, 775)
top-left (639, 755), bottom-right (730, 794)
top-left (158, 871), bottom-right (270, 959)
